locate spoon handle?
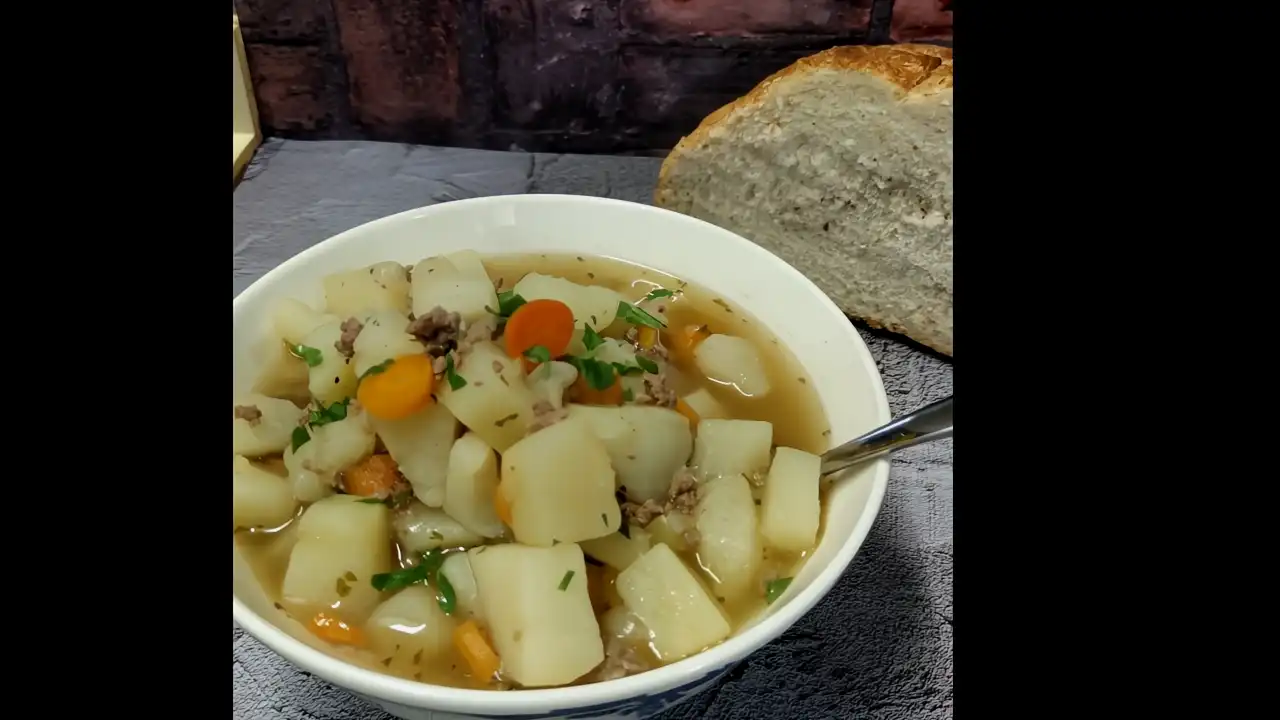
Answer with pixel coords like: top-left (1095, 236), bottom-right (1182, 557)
top-left (819, 395), bottom-right (953, 476)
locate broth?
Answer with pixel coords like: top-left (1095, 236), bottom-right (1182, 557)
top-left (234, 253), bottom-right (831, 690)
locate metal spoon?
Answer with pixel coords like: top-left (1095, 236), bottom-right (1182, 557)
top-left (820, 395), bottom-right (953, 476)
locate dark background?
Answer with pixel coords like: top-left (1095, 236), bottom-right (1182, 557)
top-left (234, 0), bottom-right (952, 154)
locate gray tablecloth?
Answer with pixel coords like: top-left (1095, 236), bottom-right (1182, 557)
top-left (233, 139), bottom-right (954, 720)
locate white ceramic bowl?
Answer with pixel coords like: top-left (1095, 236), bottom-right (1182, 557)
top-left (232, 195), bottom-right (890, 720)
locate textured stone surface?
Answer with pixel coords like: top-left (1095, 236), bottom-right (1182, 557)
top-left (240, 44), bottom-right (340, 133)
top-left (890, 0), bottom-right (953, 42)
top-left (232, 138), bottom-right (953, 720)
top-left (621, 0), bottom-right (870, 38)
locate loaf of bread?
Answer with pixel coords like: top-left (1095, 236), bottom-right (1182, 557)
top-left (655, 44), bottom-right (953, 356)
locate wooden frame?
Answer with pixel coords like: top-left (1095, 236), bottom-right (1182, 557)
top-left (233, 13), bottom-right (261, 186)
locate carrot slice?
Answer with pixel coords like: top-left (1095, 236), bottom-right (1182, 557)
top-left (342, 454), bottom-right (401, 497)
top-left (637, 326), bottom-right (658, 350)
top-left (493, 485), bottom-right (514, 527)
top-left (503, 299), bottom-right (575, 360)
top-left (308, 612), bottom-right (365, 647)
top-left (664, 324), bottom-right (710, 366)
top-left (454, 620), bottom-right (501, 681)
top-left (568, 372), bottom-right (623, 406)
top-left (674, 398), bottom-right (700, 429)
top-left (356, 354), bottom-right (436, 420)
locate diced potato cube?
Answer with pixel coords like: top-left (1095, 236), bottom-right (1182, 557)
top-left (351, 310), bottom-right (422, 378)
top-left (251, 341), bottom-right (311, 405)
top-left (438, 342), bottom-right (537, 452)
top-left (366, 585), bottom-right (458, 674)
top-left (393, 502), bottom-right (485, 554)
top-left (232, 456), bottom-right (298, 529)
top-left (232, 394), bottom-right (306, 457)
top-left (694, 334), bottom-right (771, 398)
top-left (680, 387), bottom-right (730, 421)
top-left (300, 321), bottom-right (358, 404)
top-left (281, 495), bottom-right (393, 623)
top-left (501, 414), bottom-right (620, 546)
top-left (440, 552), bottom-right (485, 622)
top-left (579, 526), bottom-right (651, 571)
top-left (567, 404), bottom-right (693, 502)
top-left (695, 474), bottom-right (762, 602)
top-left (691, 419), bottom-right (773, 480)
top-left (616, 544), bottom-right (731, 663)
top-left (443, 432), bottom-right (504, 538)
top-left (468, 544), bottom-right (603, 687)
top-left (759, 447), bottom-right (822, 552)
top-left (272, 298), bottom-right (338, 346)
top-left (412, 255), bottom-right (498, 325)
top-left (370, 402), bottom-right (458, 506)
top-left (323, 262), bottom-right (411, 317)
top-left (512, 273), bottom-right (624, 331)
top-left (645, 513), bottom-right (696, 553)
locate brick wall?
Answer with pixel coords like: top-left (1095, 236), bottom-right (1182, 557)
top-left (235, 0), bottom-right (952, 154)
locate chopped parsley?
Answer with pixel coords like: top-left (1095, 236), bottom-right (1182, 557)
top-left (523, 345), bottom-right (552, 364)
top-left (357, 497), bottom-right (385, 504)
top-left (564, 356), bottom-right (616, 390)
top-left (290, 426), bottom-right (310, 453)
top-left (582, 324), bottom-right (606, 352)
top-left (617, 301), bottom-right (666, 329)
top-left (292, 344), bottom-right (324, 367)
top-left (360, 358), bottom-right (394, 380)
top-left (489, 290), bottom-right (527, 318)
top-left (633, 355), bottom-right (660, 374)
top-left (308, 398), bottom-right (349, 427)
top-left (371, 549), bottom-right (456, 615)
top-left (445, 354), bottom-right (467, 390)
top-left (642, 288), bottom-right (676, 302)
top-left (613, 362), bottom-right (645, 377)
top-left (764, 577), bottom-right (794, 604)
top-left (558, 570), bottom-right (575, 591)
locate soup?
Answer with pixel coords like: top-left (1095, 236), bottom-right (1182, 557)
top-left (233, 252), bottom-right (831, 690)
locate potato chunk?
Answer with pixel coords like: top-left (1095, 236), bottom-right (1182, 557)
top-left (567, 405), bottom-right (693, 503)
top-left (370, 402), bottom-right (458, 507)
top-left (412, 254), bottom-right (498, 325)
top-left (468, 543), bottom-right (603, 687)
top-left (695, 474), bottom-right (762, 602)
top-left (759, 447), bottom-right (822, 552)
top-left (281, 495), bottom-right (393, 623)
top-left (366, 585), bottom-right (459, 674)
top-left (393, 502), bottom-right (485, 554)
top-left (300, 321), bottom-right (358, 404)
top-left (232, 456), bottom-right (297, 529)
top-left (437, 341), bottom-right (536, 452)
top-left (443, 432), bottom-right (504, 538)
top-left (323, 261), bottom-right (411, 317)
top-left (694, 334), bottom-right (771, 398)
top-left (351, 310), bottom-right (422, 378)
top-left (691, 419), bottom-right (773, 480)
top-left (579, 526), bottom-right (651, 571)
top-left (616, 544), bottom-right (730, 663)
top-left (501, 414), bottom-right (620, 546)
top-left (232, 394), bottom-right (306, 457)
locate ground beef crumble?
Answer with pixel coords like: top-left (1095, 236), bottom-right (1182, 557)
top-left (620, 467), bottom-right (702, 527)
top-left (457, 315), bottom-right (499, 358)
top-left (233, 405), bottom-right (262, 424)
top-left (596, 640), bottom-right (649, 682)
top-left (407, 307), bottom-right (462, 356)
top-left (334, 317), bottom-right (364, 358)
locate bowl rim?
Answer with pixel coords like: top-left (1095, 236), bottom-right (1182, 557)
top-left (232, 194), bottom-right (891, 714)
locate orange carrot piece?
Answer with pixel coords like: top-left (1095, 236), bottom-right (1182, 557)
top-left (674, 398), bottom-right (700, 429)
top-left (342, 454), bottom-right (401, 497)
top-left (664, 324), bottom-right (710, 366)
top-left (503, 299), bottom-right (575, 360)
top-left (356, 354), bottom-right (436, 420)
top-left (454, 620), bottom-right (502, 681)
top-left (308, 612), bottom-right (365, 647)
top-left (637, 326), bottom-right (658, 350)
top-left (494, 485), bottom-right (514, 527)
top-left (568, 372), bottom-right (623, 406)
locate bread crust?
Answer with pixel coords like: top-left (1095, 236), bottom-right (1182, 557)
top-left (657, 44), bottom-right (953, 193)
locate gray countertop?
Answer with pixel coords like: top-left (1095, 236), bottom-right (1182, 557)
top-left (233, 138), bottom-right (954, 720)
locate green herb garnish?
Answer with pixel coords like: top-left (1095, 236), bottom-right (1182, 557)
top-left (436, 570), bottom-right (457, 615)
top-left (491, 290), bottom-right (527, 318)
top-left (292, 344), bottom-right (324, 367)
top-left (290, 426), bottom-right (310, 453)
top-left (634, 355), bottom-right (660, 374)
top-left (617, 301), bottom-right (666, 329)
top-left (764, 577), bottom-right (794, 604)
top-left (445, 354), bottom-right (467, 390)
top-left (643, 288), bottom-right (676, 302)
top-left (308, 398), bottom-right (349, 427)
top-left (622, 386), bottom-right (634, 402)
top-left (613, 362), bottom-right (645, 377)
top-left (357, 497), bottom-right (385, 504)
top-left (361, 358), bottom-right (394, 380)
top-left (558, 570), bottom-right (575, 591)
top-left (566, 356), bottom-right (616, 390)
top-left (582, 324), bottom-right (605, 352)
top-left (371, 549), bottom-right (446, 593)
top-left (523, 345), bottom-right (552, 364)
